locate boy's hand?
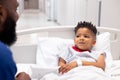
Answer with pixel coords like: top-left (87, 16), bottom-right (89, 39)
top-left (58, 62), bottom-right (77, 74)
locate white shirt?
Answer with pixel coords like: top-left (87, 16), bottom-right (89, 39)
top-left (59, 46), bottom-right (106, 63)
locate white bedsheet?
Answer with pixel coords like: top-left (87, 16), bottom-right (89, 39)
top-left (16, 60), bottom-right (120, 80)
top-left (40, 66), bottom-right (110, 80)
top-left (106, 60), bottom-right (120, 80)
top-left (30, 65), bottom-right (58, 79)
top-left (16, 63), bottom-right (35, 76)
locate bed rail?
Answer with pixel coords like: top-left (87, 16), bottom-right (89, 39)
top-left (10, 26), bottom-right (120, 63)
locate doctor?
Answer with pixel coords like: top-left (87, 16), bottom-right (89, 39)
top-left (0, 0), bottom-right (30, 80)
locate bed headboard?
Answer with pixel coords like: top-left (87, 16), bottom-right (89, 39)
top-left (10, 26), bottom-right (120, 63)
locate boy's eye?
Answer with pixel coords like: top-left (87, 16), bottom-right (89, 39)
top-left (76, 35), bottom-right (80, 38)
top-left (84, 35), bottom-right (89, 38)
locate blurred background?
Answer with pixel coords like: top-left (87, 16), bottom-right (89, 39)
top-left (17, 0), bottom-right (120, 30)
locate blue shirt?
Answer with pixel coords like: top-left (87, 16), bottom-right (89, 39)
top-left (0, 41), bottom-right (17, 80)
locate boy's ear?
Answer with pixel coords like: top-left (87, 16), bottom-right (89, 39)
top-left (92, 40), bottom-right (96, 46)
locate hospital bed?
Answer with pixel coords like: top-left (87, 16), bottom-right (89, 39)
top-left (10, 26), bottom-right (120, 80)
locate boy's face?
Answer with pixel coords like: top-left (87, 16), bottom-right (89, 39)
top-left (74, 28), bottom-right (96, 51)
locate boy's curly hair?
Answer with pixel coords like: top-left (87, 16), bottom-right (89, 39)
top-left (74, 21), bottom-right (97, 37)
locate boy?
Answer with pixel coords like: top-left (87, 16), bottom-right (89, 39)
top-left (58, 21), bottom-right (106, 74)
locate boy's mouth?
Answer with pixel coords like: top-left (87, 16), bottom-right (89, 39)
top-left (79, 42), bottom-right (85, 44)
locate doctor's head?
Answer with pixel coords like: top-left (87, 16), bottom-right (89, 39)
top-left (0, 0), bottom-right (19, 46)
top-left (74, 21), bottom-right (97, 51)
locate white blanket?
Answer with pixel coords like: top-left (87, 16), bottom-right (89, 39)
top-left (40, 66), bottom-right (111, 80)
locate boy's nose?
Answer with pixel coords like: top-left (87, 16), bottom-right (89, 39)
top-left (79, 37), bottom-right (84, 41)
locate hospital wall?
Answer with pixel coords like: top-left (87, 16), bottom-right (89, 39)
top-left (17, 0), bottom-right (120, 29)
top-left (54, 0), bottom-right (120, 29)
top-left (101, 0), bottom-right (120, 29)
top-left (17, 0), bottom-right (24, 15)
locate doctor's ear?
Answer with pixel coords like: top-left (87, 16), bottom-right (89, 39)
top-left (0, 5), bottom-right (3, 16)
top-left (0, 5), bottom-right (7, 31)
top-left (0, 5), bottom-right (7, 22)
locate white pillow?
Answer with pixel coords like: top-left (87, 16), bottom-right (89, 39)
top-left (36, 32), bottom-right (112, 68)
top-left (36, 37), bottom-right (66, 67)
top-left (93, 32), bottom-right (113, 69)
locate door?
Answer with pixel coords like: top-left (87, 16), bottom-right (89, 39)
top-left (24, 0), bottom-right (39, 9)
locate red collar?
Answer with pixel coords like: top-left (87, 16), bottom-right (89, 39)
top-left (72, 46), bottom-right (90, 52)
